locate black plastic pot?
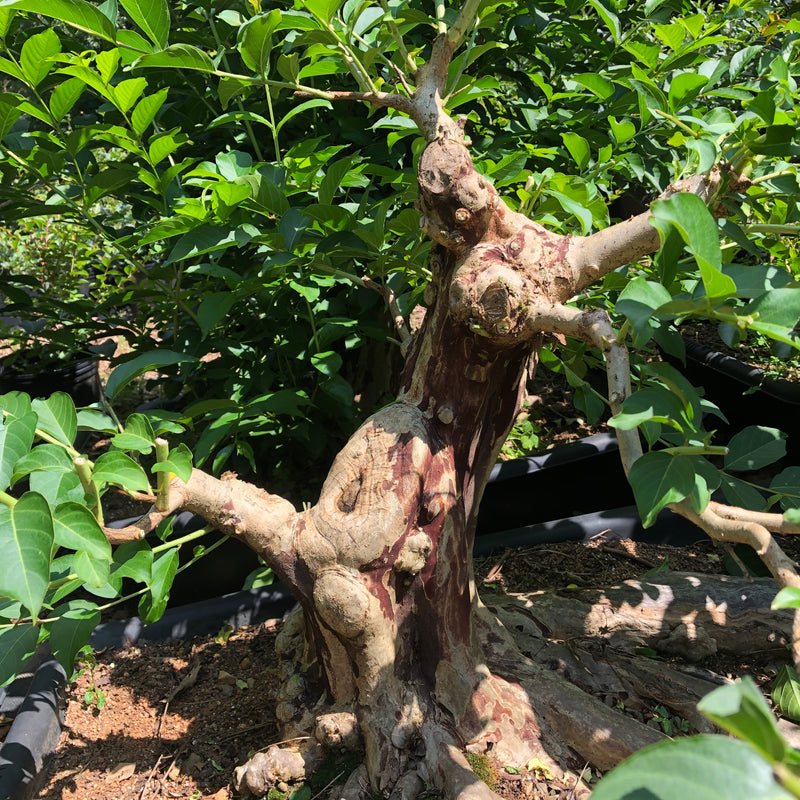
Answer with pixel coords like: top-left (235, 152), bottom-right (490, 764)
top-left (0, 352), bottom-right (101, 408)
top-left (478, 433), bottom-right (632, 535)
top-left (669, 338), bottom-right (800, 458)
top-left (477, 432), bottom-right (705, 551)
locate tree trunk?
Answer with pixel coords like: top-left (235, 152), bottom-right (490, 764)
top-left (174, 139), bottom-right (761, 799)
top-left (156, 87), bottom-right (795, 799)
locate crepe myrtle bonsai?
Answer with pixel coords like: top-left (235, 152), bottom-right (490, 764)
top-left (2, 0), bottom-right (800, 798)
top-left (110, 27), bottom-right (798, 800)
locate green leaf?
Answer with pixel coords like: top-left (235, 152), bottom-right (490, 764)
top-left (53, 502), bottom-right (112, 561)
top-left (628, 452), bottom-right (696, 527)
top-left (725, 427), bottom-right (786, 472)
top-left (310, 351), bottom-right (342, 376)
top-left (771, 467), bottom-right (800, 511)
top-left (112, 75), bottom-right (146, 114)
top-left (568, 73), bottom-right (614, 100)
top-left (126, 87), bottom-right (165, 134)
top-left (197, 292), bottom-right (237, 339)
top-left (30, 470), bottom-right (83, 506)
top-left (237, 9), bottom-right (279, 74)
top-left (0, 492), bottom-right (53, 618)
top-left (1, 393), bottom-right (32, 422)
top-left (111, 540), bottom-right (152, 583)
top-left (719, 473), bottom-right (767, 510)
top-left (31, 393), bottom-right (77, 448)
top-left (560, 132), bottom-right (590, 171)
top-left (0, 94), bottom-right (21, 139)
top-left (150, 442), bottom-right (192, 484)
top-left (772, 666), bottom-right (800, 723)
top-left (138, 547), bottom-right (178, 623)
top-left (110, 413), bottom-right (155, 454)
top-left (650, 194), bottom-right (735, 300)
top-left (303, 0), bottom-right (344, 24)
top-left (166, 224), bottom-right (241, 263)
top-left (742, 289), bottom-right (800, 347)
top-left (19, 27), bottom-right (60, 88)
top-left (49, 76), bottom-right (85, 121)
top-left (609, 388), bottom-right (686, 432)
top-left (211, 181), bottom-right (250, 217)
top-left (698, 678), bottom-right (786, 763)
top-left (616, 277), bottom-right (672, 343)
top-left (2, 0), bottom-right (117, 42)
top-left (133, 44), bottom-right (214, 73)
top-left (773, 586), bottom-right (800, 610)
top-left (590, 735), bottom-right (792, 800)
top-left (105, 350), bottom-right (197, 399)
top-left (48, 599), bottom-right (100, 673)
top-left (119, 0), bottom-right (169, 49)
top-left (318, 157), bottom-right (353, 206)
top-left (0, 411), bottom-right (36, 488)
top-left (586, 0), bottom-right (620, 42)
top-left (12, 443), bottom-right (72, 483)
top-left (95, 47), bottom-right (120, 83)
top-left (91, 451), bottom-right (150, 493)
top-left (274, 98), bottom-right (331, 133)
top-left (0, 624), bottom-right (39, 687)
top-left (668, 72), bottom-right (707, 111)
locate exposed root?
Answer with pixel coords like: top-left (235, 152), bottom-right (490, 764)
top-left (234, 740), bottom-right (325, 797)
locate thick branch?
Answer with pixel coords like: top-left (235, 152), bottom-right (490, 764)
top-left (170, 468), bottom-right (297, 562)
top-left (566, 168), bottom-right (725, 293)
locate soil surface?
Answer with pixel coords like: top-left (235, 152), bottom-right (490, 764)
top-left (39, 535), bottom-right (796, 800)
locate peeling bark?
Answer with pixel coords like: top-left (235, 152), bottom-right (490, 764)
top-left (150, 45), bottom-right (794, 798)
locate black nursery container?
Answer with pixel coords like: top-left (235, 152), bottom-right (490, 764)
top-left (670, 338), bottom-right (800, 459)
top-left (0, 352), bottom-right (102, 407)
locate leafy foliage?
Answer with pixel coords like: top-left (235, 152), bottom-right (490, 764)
top-left (593, 678), bottom-right (800, 798)
top-left (0, 0), bottom-right (797, 765)
top-left (0, 389), bottom-right (200, 685)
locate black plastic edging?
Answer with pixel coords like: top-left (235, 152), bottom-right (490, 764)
top-left (474, 504), bottom-right (707, 555)
top-left (683, 338), bottom-right (800, 405)
top-left (90, 584), bottom-right (297, 649)
top-left (0, 651), bottom-right (66, 800)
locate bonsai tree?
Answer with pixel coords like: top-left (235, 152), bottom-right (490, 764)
top-left (1, 0), bottom-right (800, 797)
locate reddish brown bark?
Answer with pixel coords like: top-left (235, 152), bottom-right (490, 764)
top-left (141, 84), bottom-right (798, 797)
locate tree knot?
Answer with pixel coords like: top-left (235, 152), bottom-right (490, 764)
top-left (394, 531), bottom-right (433, 575)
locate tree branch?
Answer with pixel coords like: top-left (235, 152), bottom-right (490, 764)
top-left (362, 275), bottom-right (412, 351)
top-left (171, 469), bottom-right (297, 562)
top-left (565, 168), bottom-right (725, 293)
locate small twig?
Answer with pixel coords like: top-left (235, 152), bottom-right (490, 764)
top-left (722, 543), bottom-right (753, 581)
top-left (483, 548), bottom-right (514, 584)
top-left (256, 735), bottom-right (312, 754)
top-left (155, 661), bottom-right (202, 737)
top-left (597, 543), bottom-right (658, 570)
top-left (138, 753), bottom-right (166, 800)
top-left (217, 720), bottom-right (276, 742)
top-left (102, 507), bottom-right (172, 544)
top-left (389, 59), bottom-right (414, 95)
top-left (295, 88), bottom-right (415, 118)
top-left (310, 769), bottom-right (346, 800)
top-left (362, 275), bottom-right (412, 350)
top-left (568, 763), bottom-right (591, 800)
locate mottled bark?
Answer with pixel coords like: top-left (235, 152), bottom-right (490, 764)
top-left (116, 27), bottom-right (800, 800)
